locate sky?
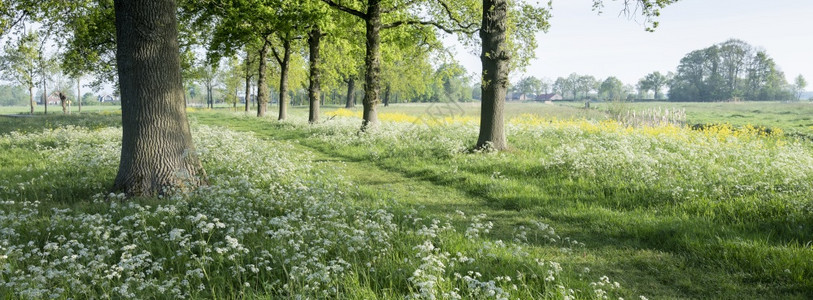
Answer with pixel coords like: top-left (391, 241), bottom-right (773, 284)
top-left (446, 0), bottom-right (813, 87)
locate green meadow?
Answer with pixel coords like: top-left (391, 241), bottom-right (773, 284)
top-left (0, 101), bottom-right (811, 299)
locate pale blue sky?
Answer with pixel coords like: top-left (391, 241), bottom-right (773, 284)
top-left (449, 0), bottom-right (813, 87)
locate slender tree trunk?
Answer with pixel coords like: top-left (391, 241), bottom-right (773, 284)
top-left (28, 86), bottom-right (34, 114)
top-left (43, 80), bottom-right (47, 115)
top-left (208, 85), bottom-right (213, 109)
top-left (277, 37), bottom-right (291, 121)
top-left (346, 78), bottom-right (356, 108)
top-left (308, 27), bottom-right (322, 124)
top-left (60, 92), bottom-right (67, 114)
top-left (245, 52), bottom-right (251, 113)
top-left (476, 0), bottom-right (509, 150)
top-left (361, 1), bottom-right (382, 130)
top-left (383, 84), bottom-right (390, 107)
top-left (257, 40), bottom-right (270, 117)
top-left (77, 79), bottom-right (82, 113)
top-left (112, 0), bottom-right (206, 197)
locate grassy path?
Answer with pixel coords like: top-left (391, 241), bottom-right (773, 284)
top-left (195, 113), bottom-right (811, 299)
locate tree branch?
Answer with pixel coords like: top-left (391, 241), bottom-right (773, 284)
top-left (270, 43), bottom-right (283, 65)
top-left (382, 0), bottom-right (479, 34)
top-left (321, 0), bottom-right (367, 19)
top-left (434, 0), bottom-right (480, 33)
top-left (382, 20), bottom-right (478, 35)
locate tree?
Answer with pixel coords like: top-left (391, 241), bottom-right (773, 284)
top-left (511, 76), bottom-right (542, 99)
top-left (434, 62), bottom-right (468, 103)
top-left (669, 40), bottom-right (793, 101)
top-left (599, 76), bottom-right (625, 101)
top-left (56, 0), bottom-right (118, 91)
top-left (322, 0), bottom-right (480, 130)
top-left (638, 71), bottom-right (669, 99)
top-left (242, 46), bottom-right (258, 112)
top-left (0, 84), bottom-right (28, 106)
top-left (477, 0), bottom-right (550, 149)
top-left (112, 0), bottom-right (205, 196)
top-left (576, 75), bottom-right (597, 99)
top-left (477, 0), bottom-right (677, 150)
top-left (269, 32), bottom-right (296, 120)
top-left (221, 55), bottom-right (243, 108)
top-left (0, 30), bottom-right (39, 114)
top-left (308, 27), bottom-right (323, 122)
top-left (553, 76), bottom-right (574, 99)
top-left (196, 61), bottom-right (220, 109)
top-left (794, 75), bottom-right (807, 101)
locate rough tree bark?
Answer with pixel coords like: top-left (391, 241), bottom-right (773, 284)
top-left (361, 0), bottom-right (382, 130)
top-left (308, 27), bottom-right (322, 124)
top-left (256, 39), bottom-right (270, 117)
top-left (112, 0), bottom-right (206, 196)
top-left (345, 77), bottom-right (355, 108)
top-left (274, 35), bottom-right (292, 121)
top-left (476, 0), bottom-right (509, 150)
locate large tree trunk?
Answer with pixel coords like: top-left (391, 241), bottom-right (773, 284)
top-left (256, 40), bottom-right (270, 117)
top-left (345, 77), bottom-right (356, 108)
top-left (28, 86), bottom-right (34, 114)
top-left (308, 27), bottom-right (322, 124)
top-left (112, 0), bottom-right (206, 197)
top-left (361, 1), bottom-right (382, 130)
top-left (277, 37), bottom-right (291, 121)
top-left (476, 0), bottom-right (509, 150)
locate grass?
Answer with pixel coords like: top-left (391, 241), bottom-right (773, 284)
top-left (568, 100), bottom-right (813, 136)
top-left (0, 102), bottom-right (812, 299)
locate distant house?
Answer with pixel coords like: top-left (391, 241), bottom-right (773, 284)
top-left (509, 93), bottom-right (529, 101)
top-left (536, 93), bottom-right (563, 103)
top-left (98, 94), bottom-right (118, 103)
top-left (48, 95), bottom-right (61, 105)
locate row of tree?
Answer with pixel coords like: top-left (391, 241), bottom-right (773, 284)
top-left (508, 72), bottom-right (669, 102)
top-left (669, 39), bottom-right (805, 102)
top-left (508, 39), bottom-right (808, 102)
top-left (0, 0), bottom-right (676, 196)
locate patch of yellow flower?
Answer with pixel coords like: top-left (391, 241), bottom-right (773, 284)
top-left (510, 113), bottom-right (783, 142)
top-left (325, 108), bottom-right (477, 126)
top-left (325, 108), bottom-right (361, 118)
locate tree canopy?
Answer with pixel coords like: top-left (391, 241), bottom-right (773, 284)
top-left (669, 39), bottom-right (793, 102)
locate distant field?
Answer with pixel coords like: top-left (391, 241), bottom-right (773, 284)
top-left (555, 100), bottom-right (813, 135)
top-left (622, 101), bottom-right (813, 134)
top-left (0, 104), bottom-right (122, 114)
top-left (7, 101), bottom-right (812, 136)
top-left (297, 101), bottom-right (813, 136)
